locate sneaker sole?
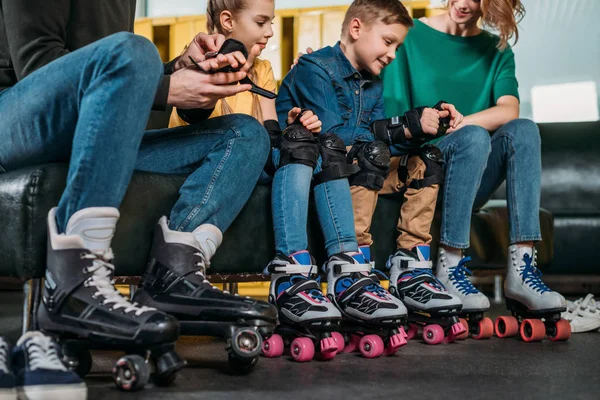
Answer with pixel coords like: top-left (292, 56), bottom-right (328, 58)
top-left (0, 388), bottom-right (16, 400)
top-left (17, 383), bottom-right (86, 400)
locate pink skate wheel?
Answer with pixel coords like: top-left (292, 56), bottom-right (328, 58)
top-left (422, 324), bottom-right (445, 345)
top-left (406, 324), bottom-right (419, 340)
top-left (262, 334), bottom-right (284, 358)
top-left (520, 319), bottom-right (546, 342)
top-left (344, 334), bottom-right (361, 353)
top-left (456, 318), bottom-right (469, 340)
top-left (359, 335), bottom-right (384, 358)
top-left (495, 315), bottom-right (519, 338)
top-left (548, 319), bottom-right (571, 342)
top-left (331, 332), bottom-right (345, 353)
top-left (290, 337), bottom-right (315, 362)
top-left (472, 317), bottom-right (494, 340)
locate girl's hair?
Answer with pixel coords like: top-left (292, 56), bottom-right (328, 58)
top-left (206, 0), bottom-right (264, 122)
top-left (445, 0), bottom-right (526, 50)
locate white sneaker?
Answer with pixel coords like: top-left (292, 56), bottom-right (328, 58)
top-left (566, 294), bottom-right (600, 332)
top-left (561, 308), bottom-right (600, 333)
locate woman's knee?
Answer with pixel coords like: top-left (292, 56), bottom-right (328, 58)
top-left (451, 125), bottom-right (491, 159)
top-left (504, 118), bottom-right (541, 150)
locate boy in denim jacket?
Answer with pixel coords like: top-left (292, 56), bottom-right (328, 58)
top-left (276, 0), bottom-right (466, 318)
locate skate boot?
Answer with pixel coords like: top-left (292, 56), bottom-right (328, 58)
top-left (132, 217), bottom-right (278, 373)
top-left (37, 208), bottom-right (184, 391)
top-left (325, 252), bottom-right (408, 358)
top-left (262, 251), bottom-right (342, 362)
top-left (0, 337), bottom-right (16, 400)
top-left (495, 245), bottom-right (570, 342)
top-left (387, 245), bottom-right (466, 345)
top-left (436, 248), bottom-right (493, 340)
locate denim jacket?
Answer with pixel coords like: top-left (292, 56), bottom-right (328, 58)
top-left (276, 42), bottom-right (385, 146)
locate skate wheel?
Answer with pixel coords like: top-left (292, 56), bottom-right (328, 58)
top-left (406, 324), bottom-right (419, 340)
top-left (495, 316), bottom-right (519, 338)
top-left (230, 328), bottom-right (262, 359)
top-left (290, 337), bottom-right (315, 362)
top-left (422, 324), bottom-right (445, 345)
top-left (112, 355), bottom-right (150, 391)
top-left (228, 353), bottom-right (258, 374)
top-left (520, 319), bottom-right (546, 342)
top-left (344, 334), bottom-right (361, 353)
top-left (472, 317), bottom-right (494, 340)
top-left (331, 332), bottom-right (345, 353)
top-left (153, 349), bottom-right (185, 385)
top-left (456, 318), bottom-right (470, 340)
top-left (548, 319), bottom-right (571, 342)
top-left (262, 334), bottom-right (284, 358)
top-left (359, 335), bottom-right (384, 358)
top-left (317, 349), bottom-right (337, 361)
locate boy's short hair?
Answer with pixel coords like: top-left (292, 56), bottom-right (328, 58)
top-left (342, 0), bottom-right (414, 35)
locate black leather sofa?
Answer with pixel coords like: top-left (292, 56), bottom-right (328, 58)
top-left (4, 117), bottom-right (598, 329)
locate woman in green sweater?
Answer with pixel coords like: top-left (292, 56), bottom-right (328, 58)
top-left (383, 0), bottom-right (567, 332)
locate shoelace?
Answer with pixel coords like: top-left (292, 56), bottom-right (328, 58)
top-left (83, 249), bottom-right (155, 316)
top-left (448, 257), bottom-right (480, 295)
top-left (519, 253), bottom-right (551, 294)
top-left (570, 294), bottom-right (600, 315)
top-left (0, 339), bottom-right (8, 373)
top-left (192, 252), bottom-right (227, 292)
top-left (25, 335), bottom-right (67, 372)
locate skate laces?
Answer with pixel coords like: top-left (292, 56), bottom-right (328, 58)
top-left (519, 253), bottom-right (551, 294)
top-left (82, 250), bottom-right (155, 316)
top-left (448, 257), bottom-right (480, 295)
top-left (21, 333), bottom-right (66, 372)
top-left (0, 338), bottom-right (8, 373)
top-left (192, 252), bottom-right (222, 290)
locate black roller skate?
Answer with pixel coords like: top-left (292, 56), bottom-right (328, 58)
top-left (262, 251), bottom-right (342, 362)
top-left (132, 217), bottom-right (278, 373)
top-left (325, 251), bottom-right (408, 358)
top-left (495, 246), bottom-right (570, 342)
top-left (38, 208), bottom-right (184, 392)
top-left (387, 245), bottom-right (466, 345)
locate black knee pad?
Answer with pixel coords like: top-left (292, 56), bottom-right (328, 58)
top-left (279, 124), bottom-right (319, 169)
top-left (346, 140), bottom-right (391, 190)
top-left (398, 144), bottom-right (444, 189)
top-left (313, 133), bottom-right (360, 185)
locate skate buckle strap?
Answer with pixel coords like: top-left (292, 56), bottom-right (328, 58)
top-left (520, 253), bottom-right (551, 294)
top-left (333, 262), bottom-right (372, 275)
top-left (401, 259), bottom-right (431, 270)
top-left (449, 257), bottom-right (479, 295)
top-left (339, 276), bottom-right (379, 303)
top-left (287, 278), bottom-right (322, 297)
top-left (270, 263), bottom-right (316, 275)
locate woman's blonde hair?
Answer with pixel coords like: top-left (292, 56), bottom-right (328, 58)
top-left (207, 0), bottom-right (264, 122)
top-left (445, 0), bottom-right (525, 50)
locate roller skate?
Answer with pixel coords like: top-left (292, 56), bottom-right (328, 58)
top-left (494, 245), bottom-right (570, 342)
top-left (325, 251), bottom-right (408, 358)
top-left (262, 251), bottom-right (342, 362)
top-left (38, 208), bottom-right (184, 392)
top-left (387, 245), bottom-right (466, 345)
top-left (132, 217), bottom-right (278, 373)
top-left (436, 248), bottom-right (494, 340)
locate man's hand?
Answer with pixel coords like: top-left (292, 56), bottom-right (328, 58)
top-left (287, 107), bottom-right (322, 133)
top-left (174, 32), bottom-right (226, 71)
top-left (168, 69), bottom-right (251, 109)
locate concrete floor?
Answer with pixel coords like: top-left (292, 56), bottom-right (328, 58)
top-left (2, 290), bottom-right (599, 400)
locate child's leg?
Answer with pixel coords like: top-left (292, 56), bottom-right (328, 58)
top-left (350, 186), bottom-right (379, 248)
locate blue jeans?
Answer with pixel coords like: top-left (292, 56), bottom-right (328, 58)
top-left (0, 32), bottom-right (269, 233)
top-left (436, 119), bottom-right (542, 248)
top-left (271, 150), bottom-right (358, 258)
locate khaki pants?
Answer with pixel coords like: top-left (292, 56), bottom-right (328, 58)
top-left (351, 155), bottom-right (439, 251)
